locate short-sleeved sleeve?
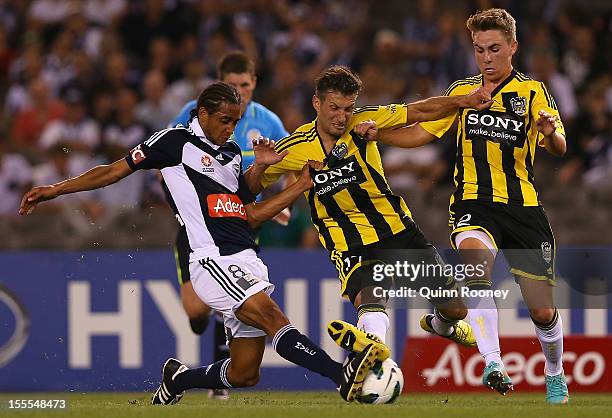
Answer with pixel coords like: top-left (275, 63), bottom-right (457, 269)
top-left (125, 130), bottom-right (185, 171)
top-left (532, 82), bottom-right (566, 146)
top-left (352, 104), bottom-right (408, 130)
top-left (419, 85), bottom-right (461, 138)
top-left (260, 151), bottom-right (304, 189)
top-left (419, 114), bottom-right (457, 139)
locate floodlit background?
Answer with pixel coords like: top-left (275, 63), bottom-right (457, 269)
top-left (0, 0), bottom-right (611, 398)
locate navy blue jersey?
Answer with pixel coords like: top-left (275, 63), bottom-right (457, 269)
top-left (125, 119), bottom-right (258, 258)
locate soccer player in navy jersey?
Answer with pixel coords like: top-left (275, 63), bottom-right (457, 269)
top-left (20, 82), bottom-right (386, 403)
top-left (165, 52), bottom-right (292, 399)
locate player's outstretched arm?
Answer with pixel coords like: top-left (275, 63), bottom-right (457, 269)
top-left (353, 120), bottom-right (437, 148)
top-left (243, 136), bottom-right (288, 194)
top-left (246, 161), bottom-right (321, 228)
top-left (406, 86), bottom-right (493, 125)
top-left (536, 110), bottom-right (566, 157)
top-left (19, 159), bottom-right (133, 215)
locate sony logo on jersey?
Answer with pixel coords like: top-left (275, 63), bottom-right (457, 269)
top-left (465, 110), bottom-right (527, 147)
top-left (130, 145), bottom-right (147, 164)
top-left (207, 194), bottom-right (247, 220)
top-left (312, 156), bottom-right (367, 197)
top-left (314, 161), bottom-right (356, 184)
top-left (466, 112), bottom-right (524, 132)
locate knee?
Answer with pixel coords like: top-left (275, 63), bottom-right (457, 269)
top-left (530, 308), bottom-right (555, 325)
top-left (354, 287), bottom-right (387, 308)
top-left (229, 368), bottom-right (260, 387)
top-left (441, 307), bottom-right (467, 320)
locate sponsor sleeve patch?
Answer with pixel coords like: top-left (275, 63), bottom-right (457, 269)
top-left (129, 145), bottom-right (147, 164)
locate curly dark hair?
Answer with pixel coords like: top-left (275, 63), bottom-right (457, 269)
top-left (314, 65), bottom-right (362, 100)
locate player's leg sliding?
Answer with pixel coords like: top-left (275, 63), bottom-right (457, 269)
top-left (532, 308), bottom-right (568, 404)
top-left (152, 326), bottom-right (377, 404)
top-left (153, 291), bottom-right (379, 404)
top-left (239, 292), bottom-right (379, 401)
top-left (273, 323), bottom-right (381, 401)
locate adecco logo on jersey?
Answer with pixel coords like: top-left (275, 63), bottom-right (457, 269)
top-left (401, 337), bottom-right (612, 392)
top-left (207, 194), bottom-right (246, 220)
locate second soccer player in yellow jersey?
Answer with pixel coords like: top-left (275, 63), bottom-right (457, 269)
top-left (246, 65), bottom-right (492, 365)
top-left (363, 8), bottom-right (569, 404)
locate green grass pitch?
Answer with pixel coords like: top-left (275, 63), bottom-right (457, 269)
top-left (1, 392), bottom-right (611, 418)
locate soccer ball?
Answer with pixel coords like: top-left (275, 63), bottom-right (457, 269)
top-left (357, 358), bottom-right (404, 404)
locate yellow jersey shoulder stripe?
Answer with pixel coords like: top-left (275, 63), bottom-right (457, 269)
top-left (539, 82), bottom-right (558, 110)
top-left (443, 74), bottom-right (482, 96)
top-left (515, 71), bottom-right (533, 82)
top-left (275, 127), bottom-right (317, 153)
top-left (353, 105), bottom-right (381, 115)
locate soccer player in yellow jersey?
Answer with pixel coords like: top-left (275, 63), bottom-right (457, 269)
top-left (245, 65), bottom-right (492, 362)
top-left (362, 8), bottom-right (569, 404)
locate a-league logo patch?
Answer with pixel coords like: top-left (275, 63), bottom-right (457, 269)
top-left (541, 241), bottom-right (552, 264)
top-left (509, 96), bottom-right (527, 116)
top-left (201, 155), bottom-right (214, 173)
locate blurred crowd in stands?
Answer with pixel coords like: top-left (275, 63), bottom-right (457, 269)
top-left (0, 0), bottom-right (610, 248)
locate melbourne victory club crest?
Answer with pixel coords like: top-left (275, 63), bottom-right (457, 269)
top-left (541, 241), bottom-right (552, 263)
top-left (331, 143), bottom-right (348, 160)
top-left (509, 96), bottom-right (527, 116)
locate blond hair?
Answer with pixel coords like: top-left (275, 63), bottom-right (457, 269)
top-left (467, 8), bottom-right (516, 42)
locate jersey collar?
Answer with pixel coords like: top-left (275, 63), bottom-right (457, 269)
top-left (488, 68), bottom-right (517, 98)
top-left (189, 118), bottom-right (219, 149)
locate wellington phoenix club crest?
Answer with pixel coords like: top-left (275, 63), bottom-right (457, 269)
top-left (331, 143), bottom-right (348, 160)
top-left (509, 96), bottom-right (527, 116)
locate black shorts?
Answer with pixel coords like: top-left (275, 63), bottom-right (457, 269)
top-left (174, 225), bottom-right (191, 285)
top-left (330, 218), bottom-right (456, 302)
top-left (450, 200), bottom-right (555, 283)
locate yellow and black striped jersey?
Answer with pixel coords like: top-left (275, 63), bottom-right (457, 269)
top-left (262, 104), bottom-right (412, 252)
top-left (421, 70), bottom-right (565, 207)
